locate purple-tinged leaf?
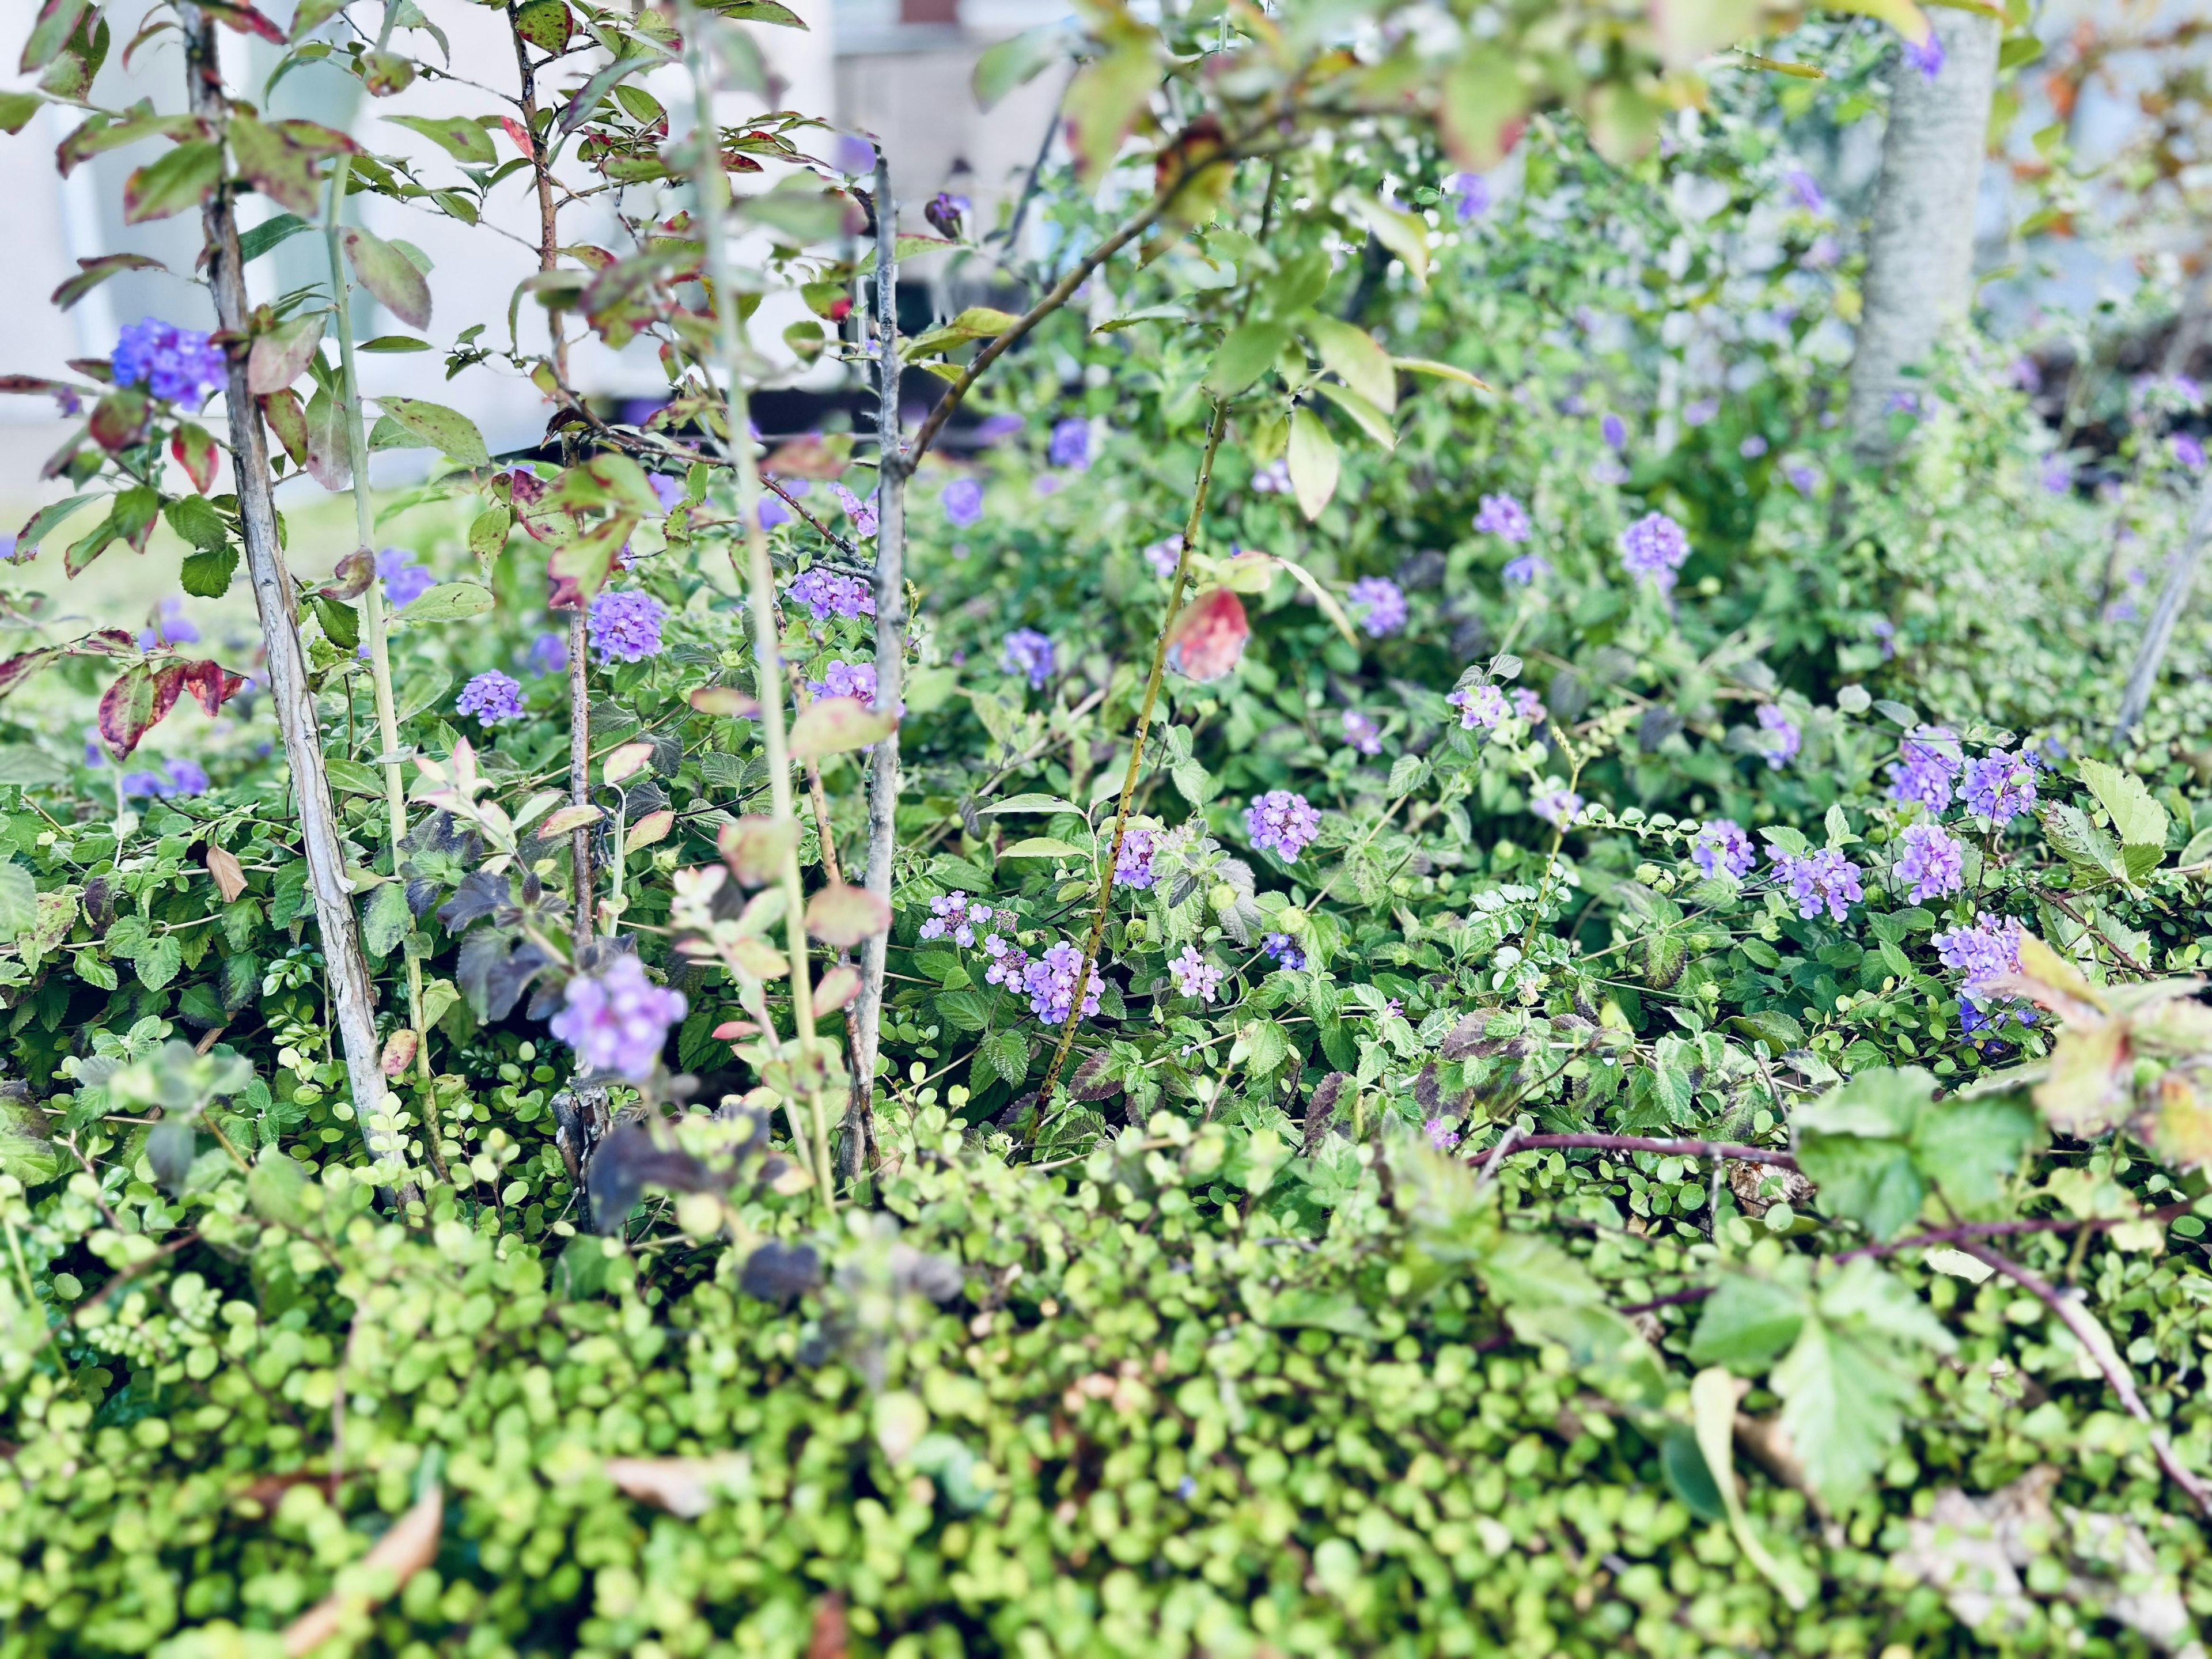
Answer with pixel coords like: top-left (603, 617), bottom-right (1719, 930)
top-left (341, 226), bottom-right (432, 329)
top-left (805, 883), bottom-right (891, 947)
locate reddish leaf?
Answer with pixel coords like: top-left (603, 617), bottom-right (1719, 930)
top-left (814, 963), bottom-right (862, 1016)
top-left (1164, 586), bottom-right (1250, 683)
top-left (789, 696), bottom-right (896, 760)
top-left (176, 659), bottom-right (245, 717)
top-left (260, 390), bottom-right (308, 465)
top-left (89, 389), bottom-right (150, 452)
top-left (99, 661), bottom-right (185, 759)
top-left (688, 686), bottom-right (760, 718)
top-left (203, 1), bottom-right (285, 43)
top-left (320, 549), bottom-right (374, 600)
top-left (711, 1018), bottom-right (760, 1041)
top-left (77, 628), bottom-right (138, 657)
top-left (171, 423), bottom-right (218, 494)
top-left (341, 226), bottom-right (431, 329)
top-left (805, 883), bottom-right (891, 947)
top-left (246, 310), bottom-right (323, 393)
top-left (718, 816), bottom-right (798, 887)
top-left (624, 808), bottom-right (674, 853)
top-left (0, 647), bottom-right (61, 702)
top-left (499, 115), bottom-right (535, 161)
top-left (380, 1028), bottom-right (418, 1077)
top-left (205, 844), bottom-right (247, 903)
top-left (52, 253), bottom-right (165, 312)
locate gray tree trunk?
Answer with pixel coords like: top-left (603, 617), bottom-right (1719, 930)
top-left (1846, 13), bottom-right (2003, 456)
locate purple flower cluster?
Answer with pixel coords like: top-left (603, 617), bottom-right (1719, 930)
top-left (1144, 535), bottom-right (1184, 578)
top-left (588, 589), bottom-right (667, 665)
top-left (1893, 821), bottom-right (1965, 903)
top-left (1347, 577), bottom-right (1408, 638)
top-left (835, 483), bottom-right (879, 537)
top-left (1885, 728), bottom-right (1963, 812)
top-left (1775, 848), bottom-right (1863, 922)
top-left (1425, 1118), bottom-right (1462, 1152)
top-left (549, 955), bottom-right (687, 1082)
top-left (1342, 709), bottom-right (1382, 755)
top-left (1169, 945), bottom-right (1223, 1003)
top-left (1934, 912), bottom-right (2025, 997)
top-left (942, 477), bottom-right (984, 528)
top-left (526, 630), bottom-right (568, 676)
top-left (123, 757), bottom-right (210, 798)
top-left (1601, 413), bottom-right (1627, 450)
top-left (1531, 786), bottom-right (1582, 830)
top-left (1512, 688), bottom-right (1547, 724)
top-left (457, 671), bottom-right (526, 726)
top-left (1691, 819), bottom-right (1755, 880)
top-left (1962, 751), bottom-right (2037, 824)
top-left (808, 660), bottom-right (877, 703)
top-left (1113, 827), bottom-right (1157, 890)
top-left (1247, 790), bottom-right (1321, 861)
top-left (1023, 940), bottom-right (1103, 1024)
top-left (1474, 492), bottom-right (1531, 542)
top-left (1001, 627), bottom-right (1054, 688)
top-left (1048, 418), bottom-right (1092, 471)
top-left (1502, 553), bottom-right (1552, 587)
top-left (1756, 704), bottom-right (1800, 769)
top-left (138, 597), bottom-right (200, 652)
top-left (1619, 512), bottom-right (1691, 589)
top-left (1251, 458), bottom-right (1291, 494)
top-left (378, 547), bottom-right (434, 610)
top-left (1448, 171), bottom-right (1489, 222)
top-left (1262, 933), bottom-right (1306, 971)
top-left (787, 567), bottom-right (873, 622)
top-left (2174, 434), bottom-right (2207, 472)
top-left (918, 891), bottom-right (1012, 949)
top-left (1449, 681), bottom-right (1508, 731)
top-left (113, 318), bottom-right (226, 408)
top-left (1784, 167), bottom-right (1825, 213)
top-left (1904, 29), bottom-right (1944, 81)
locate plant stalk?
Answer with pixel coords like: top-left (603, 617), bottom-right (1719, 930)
top-left (2112, 474), bottom-right (2212, 745)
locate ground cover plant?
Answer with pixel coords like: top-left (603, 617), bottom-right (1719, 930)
top-left (7, 0), bottom-right (2212, 1653)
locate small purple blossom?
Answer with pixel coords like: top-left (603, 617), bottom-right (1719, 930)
top-left (1756, 704), bottom-right (1800, 769)
top-left (2173, 433), bottom-right (2207, 472)
top-left (1531, 785), bottom-right (1582, 830)
top-left (1619, 512), bottom-right (1691, 589)
top-left (1785, 463), bottom-right (1820, 497)
top-left (1511, 688), bottom-right (1546, 725)
top-left (378, 547), bottom-right (434, 610)
top-left (757, 494), bottom-right (791, 531)
top-left (1691, 819), bottom-right (1755, 881)
top-left (457, 671), bottom-right (526, 726)
top-left (831, 133), bottom-right (878, 176)
top-left (549, 954), bottom-right (687, 1082)
top-left (1449, 681), bottom-right (1509, 732)
top-left (113, 318), bottom-right (226, 408)
top-left (1425, 1118), bottom-right (1461, 1152)
top-left (1502, 553), bottom-right (1551, 586)
top-left (1251, 458), bottom-right (1291, 494)
top-left (1936, 912), bottom-right (2026, 997)
top-left (1775, 847), bottom-right (1863, 922)
top-left (942, 476), bottom-right (984, 528)
top-left (526, 630), bottom-right (568, 676)
top-left (1474, 492), bottom-right (1532, 543)
top-left (1169, 945), bottom-right (1224, 1003)
top-left (1601, 413), bottom-right (1627, 450)
top-left (649, 474), bottom-right (683, 513)
top-left (1962, 752), bottom-right (2037, 825)
top-left (588, 589), bottom-right (668, 665)
top-left (787, 567), bottom-right (874, 622)
top-left (1262, 933), bottom-right (1306, 971)
top-left (1684, 398), bottom-right (1719, 427)
top-left (1783, 168), bottom-right (1825, 213)
top-left (1590, 455), bottom-right (1630, 486)
top-left (1447, 171), bottom-right (1490, 222)
top-left (1001, 627), bottom-right (1054, 689)
top-left (1145, 534), bottom-right (1184, 578)
top-left (1113, 827), bottom-right (1157, 891)
top-left (1885, 728), bottom-right (1963, 812)
top-left (124, 756), bottom-right (211, 798)
top-left (1740, 435), bottom-right (1770, 459)
top-left (1893, 821), bottom-right (1965, 904)
top-left (1347, 577), bottom-right (1408, 638)
top-left (1246, 790), bottom-right (1321, 861)
top-left (835, 483), bottom-right (879, 537)
top-left (1022, 940), bottom-right (1102, 1024)
top-left (807, 659), bottom-right (877, 703)
top-left (1342, 709), bottom-right (1382, 755)
top-left (2040, 455), bottom-right (2073, 495)
top-left (138, 597), bottom-right (200, 652)
top-left (1904, 29), bottom-right (1944, 81)
top-left (1048, 417), bottom-right (1091, 471)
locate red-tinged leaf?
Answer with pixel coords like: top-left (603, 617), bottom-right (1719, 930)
top-left (603, 741), bottom-right (654, 785)
top-left (380, 1028), bottom-right (418, 1077)
top-left (205, 844), bottom-right (247, 903)
top-left (711, 1018), bottom-right (760, 1041)
top-left (289, 0), bottom-right (343, 39)
top-left (789, 696), bottom-right (896, 760)
top-left (247, 312), bottom-right (324, 395)
top-left (260, 390), bottom-right (308, 466)
top-left (0, 375), bottom-right (69, 396)
top-left (547, 520), bottom-right (630, 609)
top-left (171, 423), bottom-right (218, 494)
top-left (625, 808), bottom-right (674, 854)
top-left (814, 963), bottom-right (861, 1016)
top-left (20, 0), bottom-right (87, 73)
top-left (499, 115), bottom-right (535, 161)
top-left (689, 686), bottom-right (760, 718)
top-left (718, 816), bottom-right (799, 887)
top-left (89, 389), bottom-right (150, 452)
top-left (123, 139), bottom-right (224, 224)
top-left (341, 226), bottom-right (431, 329)
top-left (99, 661), bottom-right (186, 759)
top-left (52, 253), bottom-right (165, 312)
top-left (1164, 586), bottom-right (1250, 683)
top-left (362, 49), bottom-right (414, 96)
top-left (805, 883), bottom-right (891, 948)
top-left (321, 549), bottom-right (374, 600)
top-left (77, 628), bottom-right (138, 657)
top-left (513, 0), bottom-right (575, 51)
top-left (203, 1), bottom-right (286, 43)
top-left (0, 648), bottom-right (61, 701)
top-left (229, 112), bottom-right (325, 218)
top-left (176, 659), bottom-right (245, 717)
top-left (764, 435), bottom-right (848, 479)
top-left (16, 494), bottom-right (94, 560)
top-left (539, 803), bottom-right (602, 838)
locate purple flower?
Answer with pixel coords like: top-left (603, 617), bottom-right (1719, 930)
top-left (1474, 493), bottom-right (1531, 543)
top-left (1001, 627), bottom-right (1054, 689)
top-left (1756, 704), bottom-right (1800, 769)
top-left (787, 567), bottom-right (873, 622)
top-left (2173, 433), bottom-right (2206, 472)
top-left (1936, 912), bottom-right (2025, 997)
top-left (2040, 455), bottom-right (2073, 495)
top-left (1347, 577), bottom-right (1408, 638)
top-left (457, 670), bottom-right (525, 725)
top-left (919, 892), bottom-right (1012, 949)
top-left (832, 133), bottom-right (877, 176)
top-left (1684, 398), bottom-right (1719, 427)
top-left (1246, 790), bottom-right (1321, 861)
top-left (549, 954), bottom-right (687, 1082)
top-left (1885, 728), bottom-right (1962, 811)
top-left (1251, 458), bottom-right (1291, 494)
top-left (1893, 821), bottom-right (1965, 904)
top-left (1619, 512), bottom-right (1691, 589)
top-left (138, 596), bottom-right (200, 652)
top-left (1502, 553), bottom-right (1551, 586)
top-left (1425, 1118), bottom-right (1461, 1152)
top-left (128, 757), bottom-right (211, 797)
top-left (113, 318), bottom-right (226, 408)
top-left (588, 589), bottom-right (667, 665)
top-left (1342, 709), bottom-right (1382, 755)
top-left (378, 547), bottom-right (434, 610)
top-left (1904, 29), bottom-right (1944, 81)
top-left (1590, 456), bottom-right (1630, 486)
top-left (526, 630), bottom-right (569, 676)
top-left (942, 477), bottom-right (984, 528)
top-left (1962, 752), bottom-right (2037, 825)
top-left (1785, 463), bottom-right (1820, 497)
top-left (164, 757), bottom-right (210, 796)
top-left (1740, 435), bottom-right (1770, 459)
top-left (1601, 414), bottom-right (1627, 450)
top-left (1113, 827), bottom-right (1157, 890)
top-left (835, 483), bottom-right (879, 537)
top-left (1870, 618), bottom-right (1897, 661)
top-left (649, 474), bottom-right (683, 513)
top-left (1447, 171), bottom-right (1490, 222)
top-left (975, 413), bottom-right (1022, 446)
top-left (1022, 940), bottom-right (1102, 1025)
top-left (757, 494), bottom-right (791, 530)
top-left (1775, 848), bottom-right (1863, 922)
top-left (1691, 819), bottom-right (1755, 880)
top-left (808, 659), bottom-right (876, 703)
top-left (1262, 933), bottom-right (1306, 971)
top-left (1784, 168), bottom-right (1825, 213)
top-left (1145, 535), bottom-right (1184, 578)
top-left (1531, 785), bottom-right (1582, 830)
top-left (1168, 945), bottom-right (1222, 1003)
top-left (1048, 417), bottom-right (1091, 471)
top-left (2009, 357), bottom-right (2043, 393)
top-left (1511, 688), bottom-right (1546, 725)
top-left (1448, 682), bottom-right (1508, 732)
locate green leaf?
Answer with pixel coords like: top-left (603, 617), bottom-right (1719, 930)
top-left (374, 397), bottom-right (488, 467)
top-left (179, 542), bottom-right (240, 599)
top-left (1688, 1272), bottom-right (1806, 1372)
top-left (0, 862), bottom-right (35, 940)
top-left (124, 140), bottom-right (224, 224)
top-left (1286, 408), bottom-right (1339, 521)
top-left (1260, 1288), bottom-right (1373, 1338)
top-left (1438, 47), bottom-right (1526, 169)
top-left (362, 881), bottom-right (411, 958)
top-left (511, 0), bottom-right (573, 50)
top-left (359, 335), bottom-right (432, 353)
top-left (384, 112), bottom-right (495, 164)
top-left (1001, 837), bottom-right (1086, 859)
top-left (1911, 1094), bottom-right (2040, 1214)
top-left (982, 794), bottom-right (1083, 815)
top-left (20, 0), bottom-right (88, 74)
top-left (1064, 39), bottom-right (1155, 181)
top-left (239, 212), bottom-right (312, 264)
top-left (972, 21), bottom-right (1069, 109)
top-left (323, 757), bottom-right (384, 797)
top-left (980, 1028), bottom-right (1030, 1088)
top-left (342, 226), bottom-right (432, 330)
top-left (1309, 381), bottom-right (1396, 451)
top-left (737, 183), bottom-right (854, 245)
top-left (1792, 1066), bottom-right (1937, 1242)
top-left (704, 0), bottom-right (805, 22)
top-left (135, 934), bottom-right (183, 991)
top-left (1206, 320), bottom-right (1288, 399)
top-left (0, 92), bottom-right (40, 135)
top-left (2079, 758), bottom-right (2168, 850)
top-left (1304, 315), bottom-right (1397, 411)
top-left (398, 581), bottom-right (495, 623)
top-left (313, 595), bottom-right (360, 652)
top-left (1340, 195), bottom-right (1430, 288)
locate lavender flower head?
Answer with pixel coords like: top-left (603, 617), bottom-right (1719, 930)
top-left (1001, 627), bottom-right (1054, 689)
top-left (1342, 709), bottom-right (1382, 755)
top-left (526, 630), bottom-right (569, 677)
top-left (2039, 455), bottom-right (2073, 495)
top-left (1447, 171), bottom-right (1490, 223)
top-left (1893, 821), bottom-right (1965, 904)
top-left (1169, 945), bottom-right (1223, 1003)
top-left (378, 547), bottom-right (434, 609)
top-left (1785, 463), bottom-right (1820, 498)
top-left (1023, 940), bottom-right (1102, 1024)
top-left (1247, 790), bottom-right (1321, 861)
top-left (123, 757), bottom-right (210, 798)
top-left (808, 660), bottom-right (876, 703)
top-left (549, 955), bottom-right (687, 1082)
top-left (1691, 819), bottom-right (1755, 881)
top-left (835, 483), bottom-right (879, 537)
top-left (1347, 576), bottom-right (1408, 638)
top-left (1756, 704), bottom-right (1800, 769)
top-left (1885, 727), bottom-right (1962, 812)
top-left (2174, 433), bottom-right (2207, 472)
top-left (1251, 458), bottom-right (1292, 494)
top-left (138, 596), bottom-right (200, 652)
top-left (1775, 847), bottom-right (1863, 922)
top-left (1531, 785), bottom-right (1582, 830)
top-left (1962, 751), bottom-right (2037, 825)
top-left (1619, 511), bottom-right (1691, 589)
top-left (1113, 826), bottom-right (1157, 890)
top-left (1740, 435), bottom-right (1770, 459)
top-left (649, 474), bottom-right (683, 513)
top-left (1048, 417), bottom-right (1091, 471)
top-left (918, 892), bottom-right (1011, 949)
top-left (1448, 681), bottom-right (1509, 732)
top-left (1425, 1118), bottom-right (1462, 1152)
top-left (942, 477), bottom-right (984, 528)
top-left (1904, 29), bottom-right (1944, 81)
top-left (1601, 413), bottom-right (1627, 450)
top-left (1935, 912), bottom-right (2026, 998)
top-left (588, 589), bottom-right (667, 665)
top-left (1474, 492), bottom-right (1532, 543)
top-left (787, 567), bottom-right (873, 622)
top-left (1502, 553), bottom-right (1552, 587)
top-left (1144, 535), bottom-right (1184, 578)
top-left (1511, 688), bottom-right (1546, 725)
top-left (457, 671), bottom-right (525, 726)
top-left (1783, 168), bottom-right (1825, 213)
top-left (113, 318), bottom-right (226, 408)
top-left (1262, 933), bottom-right (1307, 971)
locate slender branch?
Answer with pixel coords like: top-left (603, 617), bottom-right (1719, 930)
top-left (2033, 885), bottom-right (2152, 977)
top-left (1485, 1133), bottom-right (1799, 1169)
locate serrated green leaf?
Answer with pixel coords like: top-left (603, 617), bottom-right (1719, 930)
top-left (2079, 757), bottom-right (2168, 850)
top-left (1688, 1272), bottom-right (1806, 1372)
top-left (374, 397), bottom-right (488, 467)
top-left (1000, 837), bottom-right (1087, 860)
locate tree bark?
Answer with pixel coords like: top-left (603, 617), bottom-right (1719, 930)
top-left (180, 6), bottom-right (400, 1170)
top-left (846, 158), bottom-right (905, 1178)
top-left (1845, 13), bottom-right (2002, 456)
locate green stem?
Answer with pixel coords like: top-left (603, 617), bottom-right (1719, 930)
top-left (683, 9), bottom-right (833, 1212)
